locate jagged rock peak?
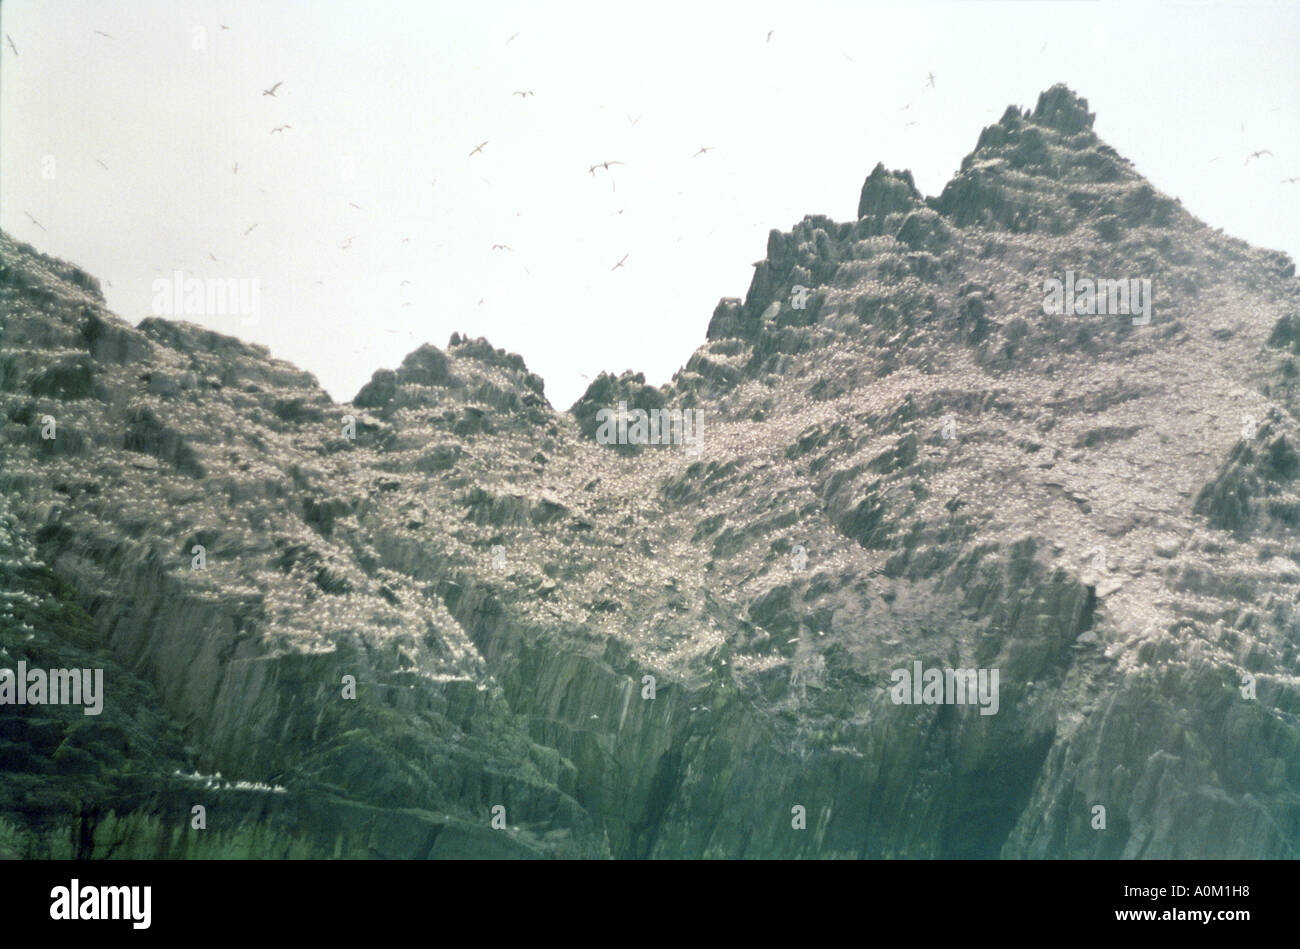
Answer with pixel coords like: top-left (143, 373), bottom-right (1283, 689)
top-left (353, 336), bottom-right (549, 417)
top-left (447, 332), bottom-right (540, 384)
top-left (398, 342), bottom-right (455, 386)
top-left (1030, 83), bottom-right (1096, 134)
top-left (570, 369), bottom-right (680, 455)
top-left (854, 86), bottom-right (1099, 226)
top-left (857, 163), bottom-right (923, 220)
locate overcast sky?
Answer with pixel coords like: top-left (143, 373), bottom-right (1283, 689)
top-left (3, 0), bottom-right (1298, 410)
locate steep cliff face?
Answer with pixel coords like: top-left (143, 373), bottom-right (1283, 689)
top-left (2, 86), bottom-right (1298, 858)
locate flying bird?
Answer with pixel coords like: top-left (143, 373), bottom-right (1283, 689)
top-left (468, 141), bottom-right (488, 157)
top-left (400, 237), bottom-right (410, 243)
top-left (766, 30), bottom-right (775, 43)
top-left (691, 146), bottom-right (713, 157)
top-left (512, 90), bottom-right (534, 98)
top-left (1245, 149), bottom-right (1274, 164)
top-left (588, 160), bottom-right (623, 175)
top-left (95, 158), bottom-right (109, 169)
top-left (271, 124), bottom-right (291, 134)
top-left (339, 236), bottom-right (356, 249)
top-left (1283, 177), bottom-right (1300, 184)
top-left (926, 72), bottom-right (936, 88)
top-left (506, 32), bottom-right (519, 44)
top-left (93, 30), bottom-right (114, 39)
top-left (348, 202), bottom-right (362, 209)
top-left (904, 121), bottom-right (918, 129)
top-left (232, 162), bottom-right (239, 174)
top-left (5, 34), bottom-right (17, 55)
top-left (209, 253), bottom-right (218, 262)
top-left (611, 254), bottom-right (628, 271)
top-left (627, 114), bottom-right (641, 126)
top-left (262, 81), bottom-right (283, 97)
top-left (243, 223), bottom-right (257, 236)
top-left (491, 244), bottom-right (512, 251)
top-left (399, 279), bottom-right (411, 286)
top-left (23, 211), bottom-right (45, 232)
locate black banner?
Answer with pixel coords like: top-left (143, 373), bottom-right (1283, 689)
top-left (0, 859), bottom-right (1280, 937)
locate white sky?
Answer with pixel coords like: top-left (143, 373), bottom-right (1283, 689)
top-left (3, 0), bottom-right (1298, 410)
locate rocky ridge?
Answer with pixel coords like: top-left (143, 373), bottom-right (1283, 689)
top-left (1, 86), bottom-right (1297, 858)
